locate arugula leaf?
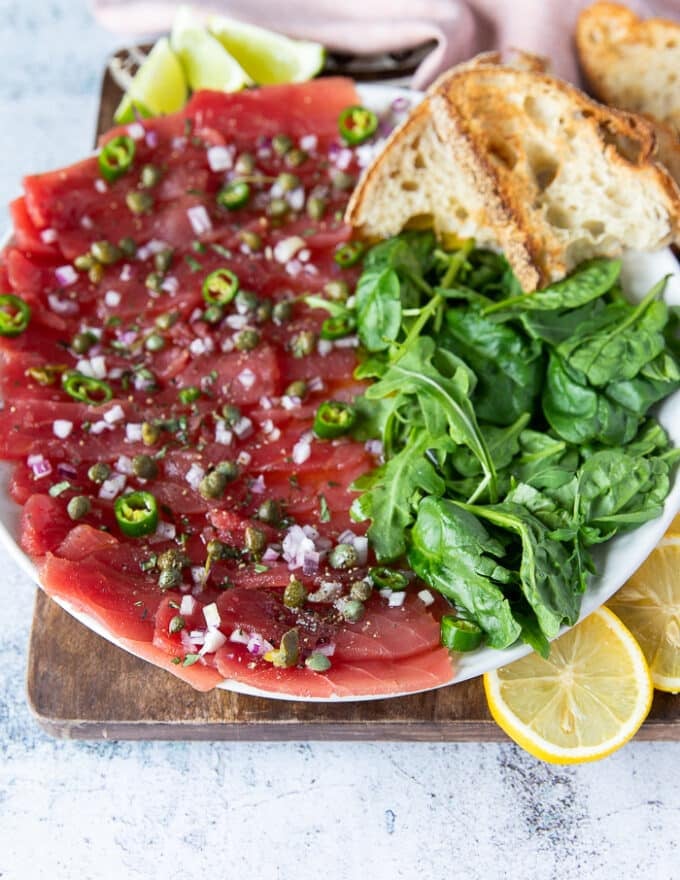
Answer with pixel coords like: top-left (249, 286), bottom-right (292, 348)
top-left (483, 258), bottom-right (621, 316)
top-left (351, 434), bottom-right (445, 561)
top-left (365, 337), bottom-right (497, 500)
top-left (408, 497), bottom-right (521, 649)
top-left (355, 267), bottom-right (402, 352)
top-left (451, 412), bottom-right (531, 477)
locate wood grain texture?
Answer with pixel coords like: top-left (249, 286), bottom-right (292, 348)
top-left (25, 50), bottom-right (680, 741)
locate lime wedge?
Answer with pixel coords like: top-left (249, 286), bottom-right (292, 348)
top-left (114, 37), bottom-right (187, 124)
top-left (171, 6), bottom-right (252, 92)
top-left (207, 15), bottom-right (325, 85)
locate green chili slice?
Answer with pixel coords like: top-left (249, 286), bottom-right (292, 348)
top-left (217, 180), bottom-right (251, 210)
top-left (114, 490), bottom-right (159, 538)
top-left (369, 567), bottom-right (409, 591)
top-left (320, 313), bottom-right (356, 340)
top-left (338, 105), bottom-right (378, 146)
top-left (99, 135), bottom-right (136, 183)
top-left (313, 400), bottom-right (356, 439)
top-left (334, 241), bottom-right (365, 268)
top-left (62, 372), bottom-right (113, 405)
top-left (202, 268), bottom-right (239, 305)
top-left (440, 616), bottom-right (484, 652)
top-left (0, 294), bottom-right (31, 337)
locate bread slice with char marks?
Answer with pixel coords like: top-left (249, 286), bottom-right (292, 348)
top-left (576, 2), bottom-right (680, 185)
top-left (346, 55), bottom-right (680, 291)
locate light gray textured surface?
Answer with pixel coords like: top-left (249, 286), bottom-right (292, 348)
top-left (1, 3), bottom-right (680, 878)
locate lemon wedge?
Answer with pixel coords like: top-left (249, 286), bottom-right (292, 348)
top-left (171, 6), bottom-right (252, 93)
top-left (114, 37), bottom-right (188, 124)
top-left (608, 515), bottom-right (680, 693)
top-left (484, 607), bottom-right (653, 764)
top-left (208, 15), bottom-right (325, 85)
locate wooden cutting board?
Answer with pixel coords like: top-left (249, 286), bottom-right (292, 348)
top-left (25, 51), bottom-right (680, 741)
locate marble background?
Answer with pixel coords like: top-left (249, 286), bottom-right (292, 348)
top-left (1, 2), bottom-right (679, 878)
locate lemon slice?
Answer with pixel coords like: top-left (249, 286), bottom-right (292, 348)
top-left (171, 6), bottom-right (252, 93)
top-left (608, 515), bottom-right (680, 693)
top-left (484, 607), bottom-right (653, 764)
top-left (114, 37), bottom-right (188, 124)
top-left (208, 15), bottom-right (325, 85)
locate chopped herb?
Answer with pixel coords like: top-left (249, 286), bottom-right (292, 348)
top-left (318, 493), bottom-right (331, 523)
top-left (253, 563), bottom-right (270, 573)
top-left (185, 255), bottom-right (203, 273)
top-left (49, 481), bottom-right (72, 498)
top-left (183, 653), bottom-right (200, 667)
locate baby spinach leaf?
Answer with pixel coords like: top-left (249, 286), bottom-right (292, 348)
top-left (520, 298), bottom-right (605, 345)
top-left (355, 267), bottom-right (402, 352)
top-left (441, 306), bottom-right (544, 424)
top-left (483, 258), bottom-right (621, 316)
top-left (451, 412), bottom-right (531, 477)
top-left (408, 497), bottom-right (521, 649)
top-left (458, 501), bottom-right (582, 639)
top-left (606, 352), bottom-right (680, 413)
top-left (351, 434), bottom-right (446, 561)
top-left (557, 278), bottom-right (669, 386)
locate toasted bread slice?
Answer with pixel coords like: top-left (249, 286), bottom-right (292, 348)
top-left (576, 2), bottom-right (680, 183)
top-left (346, 56), bottom-right (680, 291)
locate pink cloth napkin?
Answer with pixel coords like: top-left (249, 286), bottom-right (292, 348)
top-left (91, 0), bottom-right (680, 89)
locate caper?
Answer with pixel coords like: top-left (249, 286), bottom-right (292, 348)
top-left (158, 568), bottom-right (182, 590)
top-left (140, 164), bottom-right (162, 188)
top-left (305, 652), bottom-right (331, 672)
top-left (272, 300), bottom-right (293, 324)
top-left (239, 230), bottom-right (262, 252)
top-left (234, 152), bottom-right (255, 174)
top-left (340, 598), bottom-right (365, 623)
top-left (272, 134), bottom-right (293, 156)
top-left (276, 172), bottom-right (300, 193)
top-left (323, 280), bottom-right (349, 302)
top-left (88, 262), bottom-right (104, 284)
top-left (132, 454), bottom-right (158, 480)
top-left (257, 498), bottom-right (282, 526)
top-left (206, 538), bottom-right (229, 561)
top-left (158, 548), bottom-right (188, 571)
top-left (215, 460), bottom-right (239, 482)
top-left (203, 304), bottom-right (224, 324)
top-left (87, 461), bottom-right (111, 484)
top-left (254, 300), bottom-right (272, 323)
top-left (244, 525), bottom-right (267, 558)
top-left (290, 329), bottom-right (316, 358)
top-left (285, 148), bottom-right (307, 167)
top-left (145, 332), bottom-right (165, 352)
top-left (328, 543), bottom-right (358, 570)
top-left (74, 253), bottom-right (94, 272)
top-left (350, 579), bottom-right (373, 602)
top-left (269, 628), bottom-right (299, 667)
top-left (90, 240), bottom-right (121, 265)
top-left (331, 170), bottom-right (356, 191)
top-left (306, 196), bottom-right (326, 220)
top-left (235, 289), bottom-right (259, 314)
top-left (71, 331), bottom-right (97, 355)
top-left (141, 421), bottom-right (161, 446)
top-left (221, 405), bottom-right (241, 427)
top-left (284, 380), bottom-right (307, 399)
top-left (154, 248), bottom-right (174, 273)
top-left (234, 328), bottom-right (260, 352)
top-left (155, 311), bottom-right (178, 331)
top-left (119, 236), bottom-right (137, 258)
top-left (267, 198), bottom-right (288, 218)
top-left (126, 190), bottom-right (154, 215)
top-left (168, 614), bottom-right (185, 634)
top-left (199, 470), bottom-right (228, 500)
top-left (145, 272), bottom-right (164, 293)
top-left (67, 495), bottom-right (91, 521)
top-left (283, 576), bottom-right (307, 609)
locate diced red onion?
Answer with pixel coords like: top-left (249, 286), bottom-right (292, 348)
top-left (27, 454), bottom-right (52, 479)
top-left (302, 550), bottom-right (321, 575)
top-left (281, 395), bottom-right (301, 411)
top-left (250, 475), bottom-right (266, 494)
top-left (114, 455), bottom-right (134, 475)
top-left (214, 420), bottom-right (233, 446)
top-left (89, 420), bottom-right (112, 435)
top-left (187, 205), bottom-right (212, 236)
top-left (94, 179), bottom-right (108, 194)
top-left (81, 215), bottom-right (94, 230)
top-left (274, 236), bottom-right (305, 264)
top-left (314, 642), bottom-right (336, 657)
top-left (269, 427), bottom-right (281, 442)
top-left (391, 96), bottom-right (410, 112)
top-left (308, 580), bottom-right (342, 603)
top-left (48, 292), bottom-right (78, 315)
top-left (125, 423), bottom-right (143, 443)
top-left (127, 122), bottom-right (145, 141)
top-left (145, 130), bottom-right (159, 149)
top-left (191, 566), bottom-right (207, 588)
top-left (104, 289), bottom-right (121, 308)
top-left (353, 536), bottom-right (368, 566)
top-left (247, 632), bottom-right (273, 656)
top-left (189, 337), bottom-right (213, 357)
top-left (334, 148), bottom-right (353, 170)
top-left (52, 419), bottom-right (73, 440)
top-left (285, 259), bottom-right (303, 278)
top-left (171, 136), bottom-right (187, 151)
top-left (292, 437), bottom-right (311, 465)
top-left (236, 450), bottom-right (252, 467)
top-left (99, 473), bottom-right (126, 500)
top-left (334, 335), bottom-right (359, 349)
top-left (418, 589), bottom-right (435, 607)
top-left (188, 629), bottom-right (206, 645)
top-left (388, 591), bottom-right (406, 608)
top-left (282, 524), bottom-right (317, 569)
top-left (233, 415), bottom-right (254, 439)
top-left (160, 275), bottom-right (179, 295)
top-left (151, 521), bottom-right (176, 542)
top-left (317, 339), bottom-right (333, 357)
top-left (297, 248), bottom-right (310, 263)
top-left (90, 355), bottom-right (107, 379)
top-left (308, 376), bottom-right (324, 392)
top-left (229, 627), bottom-right (250, 645)
top-left (286, 188), bottom-right (305, 212)
top-left (299, 134), bottom-right (318, 151)
top-left (200, 629), bottom-right (227, 655)
top-left (57, 462), bottom-right (78, 479)
top-left (202, 602), bottom-right (221, 628)
top-left (180, 595), bottom-right (198, 616)
top-left (365, 439), bottom-right (384, 457)
top-left (119, 264), bottom-right (132, 282)
top-left (207, 145), bottom-right (233, 172)
top-left (103, 404), bottom-right (124, 424)
top-left (40, 228), bottom-right (57, 244)
top-left (225, 314), bottom-right (248, 330)
top-left (262, 545), bottom-right (280, 562)
top-left (185, 463), bottom-right (205, 490)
